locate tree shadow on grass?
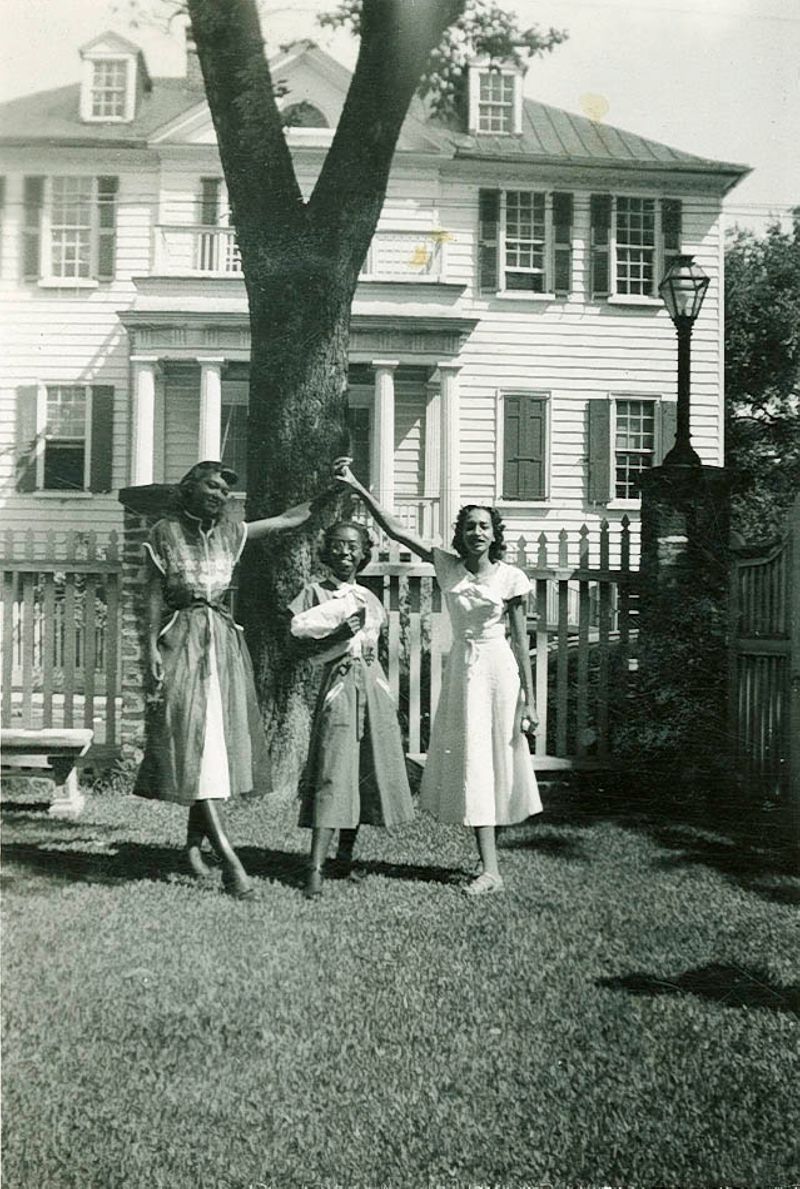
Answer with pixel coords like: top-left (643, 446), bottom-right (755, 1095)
top-left (598, 962), bottom-right (800, 1016)
top-left (497, 827), bottom-right (588, 864)
top-left (537, 775), bottom-right (798, 905)
top-left (1, 837), bottom-right (462, 895)
top-left (238, 845), bottom-right (463, 890)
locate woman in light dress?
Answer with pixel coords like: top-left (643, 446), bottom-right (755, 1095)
top-left (335, 462), bottom-right (542, 896)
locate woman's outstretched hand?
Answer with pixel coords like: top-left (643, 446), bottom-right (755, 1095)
top-left (333, 457), bottom-right (359, 489)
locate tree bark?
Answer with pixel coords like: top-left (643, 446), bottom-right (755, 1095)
top-left (186, 0), bottom-right (466, 796)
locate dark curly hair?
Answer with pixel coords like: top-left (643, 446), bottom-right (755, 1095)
top-left (319, 520), bottom-right (374, 573)
top-left (452, 505), bottom-right (507, 562)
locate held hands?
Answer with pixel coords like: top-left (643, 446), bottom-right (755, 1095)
top-left (333, 457), bottom-right (360, 490)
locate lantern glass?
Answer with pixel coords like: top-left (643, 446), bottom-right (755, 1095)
top-left (658, 255), bottom-right (710, 324)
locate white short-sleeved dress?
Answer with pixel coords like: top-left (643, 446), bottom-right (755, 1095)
top-left (420, 548), bottom-right (543, 826)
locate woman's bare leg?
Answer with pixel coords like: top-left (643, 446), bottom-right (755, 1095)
top-left (474, 825), bottom-right (500, 877)
top-left (306, 826), bottom-right (334, 898)
top-left (198, 801), bottom-right (251, 896)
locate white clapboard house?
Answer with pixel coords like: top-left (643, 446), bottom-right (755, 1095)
top-left (0, 32), bottom-right (748, 556)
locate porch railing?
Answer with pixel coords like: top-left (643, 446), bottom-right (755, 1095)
top-left (153, 225), bottom-right (449, 282)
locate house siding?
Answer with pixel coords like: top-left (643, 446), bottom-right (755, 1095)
top-left (0, 56), bottom-right (734, 566)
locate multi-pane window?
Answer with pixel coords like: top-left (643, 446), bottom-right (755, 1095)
top-left (44, 386), bottom-right (88, 491)
top-left (504, 191), bottom-right (547, 291)
top-left (91, 60), bottom-right (128, 119)
top-left (615, 399), bottom-right (655, 498)
top-left (616, 197), bottom-right (656, 296)
top-left (478, 72), bottom-right (515, 133)
top-left (50, 177), bottom-right (94, 280)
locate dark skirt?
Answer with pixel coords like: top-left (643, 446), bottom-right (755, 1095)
top-left (298, 653), bottom-right (414, 829)
top-left (134, 604), bottom-right (270, 806)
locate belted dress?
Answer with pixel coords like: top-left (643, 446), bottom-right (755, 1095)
top-left (134, 511), bottom-right (269, 806)
top-left (290, 580), bottom-right (414, 830)
top-left (419, 548), bottom-right (542, 826)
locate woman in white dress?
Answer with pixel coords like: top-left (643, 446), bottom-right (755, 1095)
top-left (335, 462), bottom-right (542, 895)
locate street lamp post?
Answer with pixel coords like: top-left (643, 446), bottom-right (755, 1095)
top-left (658, 254), bottom-right (710, 468)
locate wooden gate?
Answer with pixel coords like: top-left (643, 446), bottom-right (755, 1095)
top-left (1, 530), bottom-right (122, 762)
top-left (363, 519), bottom-right (639, 770)
top-left (729, 495), bottom-right (800, 806)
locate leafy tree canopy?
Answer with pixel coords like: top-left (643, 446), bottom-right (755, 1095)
top-left (725, 210), bottom-right (800, 541)
top-left (319, 0), bottom-right (567, 126)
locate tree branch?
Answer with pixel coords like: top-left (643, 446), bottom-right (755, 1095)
top-left (309, 0), bottom-right (464, 265)
top-left (186, 0), bottom-right (304, 240)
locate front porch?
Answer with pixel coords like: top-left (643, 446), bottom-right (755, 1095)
top-left (121, 305), bottom-right (477, 542)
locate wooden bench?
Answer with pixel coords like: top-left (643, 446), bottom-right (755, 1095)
top-left (1, 728), bottom-right (93, 819)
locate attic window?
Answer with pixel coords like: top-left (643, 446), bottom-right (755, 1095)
top-left (282, 101), bottom-right (329, 128)
top-left (468, 64), bottom-right (523, 136)
top-left (479, 73), bottom-right (515, 133)
top-left (91, 60), bottom-right (128, 119)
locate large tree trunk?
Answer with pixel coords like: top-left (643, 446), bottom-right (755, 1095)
top-left (239, 239), bottom-right (358, 796)
top-left (186, 0), bottom-right (466, 796)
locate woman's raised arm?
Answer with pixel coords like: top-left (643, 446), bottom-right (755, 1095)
top-left (333, 460), bottom-right (434, 565)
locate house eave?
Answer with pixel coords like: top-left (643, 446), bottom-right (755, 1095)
top-left (453, 150), bottom-right (751, 191)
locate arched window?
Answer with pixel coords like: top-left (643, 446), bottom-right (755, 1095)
top-left (281, 101), bottom-right (329, 128)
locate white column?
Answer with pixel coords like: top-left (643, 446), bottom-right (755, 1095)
top-left (438, 361), bottom-right (462, 542)
top-left (423, 375), bottom-right (442, 541)
top-left (130, 356), bottom-right (158, 486)
top-left (371, 359), bottom-right (399, 511)
top-left (197, 356), bottom-right (225, 460)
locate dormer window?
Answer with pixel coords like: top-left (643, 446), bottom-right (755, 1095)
top-left (468, 63), bottom-right (523, 135)
top-left (90, 59), bottom-right (128, 119)
top-left (79, 32), bottom-right (149, 123)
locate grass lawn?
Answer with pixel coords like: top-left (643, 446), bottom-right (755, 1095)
top-left (2, 774), bottom-right (798, 1189)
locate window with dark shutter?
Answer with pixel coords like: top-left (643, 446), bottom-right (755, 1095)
top-left (590, 194), bottom-right (612, 300)
top-left (15, 385), bottom-right (39, 492)
top-left (22, 176), bottom-right (44, 282)
top-left (478, 189), bottom-right (500, 293)
top-left (502, 393), bottom-right (547, 500)
top-left (587, 399), bottom-right (612, 503)
top-left (657, 400), bottom-right (677, 464)
top-left (661, 198), bottom-right (682, 277)
top-left (97, 177), bottom-right (118, 281)
top-left (552, 192), bottom-right (573, 297)
top-left (200, 177), bottom-right (222, 226)
top-left (90, 385), bottom-right (114, 492)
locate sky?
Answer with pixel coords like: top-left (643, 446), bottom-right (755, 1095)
top-left (1, 0), bottom-right (798, 233)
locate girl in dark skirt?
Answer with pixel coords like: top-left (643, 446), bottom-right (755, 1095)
top-left (289, 520), bottom-right (414, 899)
top-left (134, 460), bottom-right (321, 899)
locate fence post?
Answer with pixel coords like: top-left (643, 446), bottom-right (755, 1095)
top-left (117, 485), bottom-right (177, 763)
top-left (637, 464), bottom-right (731, 783)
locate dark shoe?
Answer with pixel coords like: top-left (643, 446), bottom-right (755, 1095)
top-left (330, 856), bottom-right (364, 883)
top-left (221, 867), bottom-right (255, 901)
top-left (186, 843), bottom-right (214, 881)
top-left (304, 864), bottom-right (324, 900)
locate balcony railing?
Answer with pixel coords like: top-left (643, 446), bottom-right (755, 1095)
top-left (153, 226), bottom-right (449, 282)
top-left (354, 497), bottom-right (441, 546)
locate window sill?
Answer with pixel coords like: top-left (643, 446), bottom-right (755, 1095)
top-left (495, 499), bottom-right (552, 509)
top-left (606, 295), bottom-right (661, 308)
top-left (495, 291), bottom-right (557, 302)
top-left (33, 490), bottom-right (95, 499)
top-left (37, 278), bottom-right (99, 290)
top-left (606, 499), bottom-right (642, 510)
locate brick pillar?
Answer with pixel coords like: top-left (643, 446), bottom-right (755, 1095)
top-left (118, 485), bottom-right (176, 761)
top-left (634, 464), bottom-right (732, 777)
